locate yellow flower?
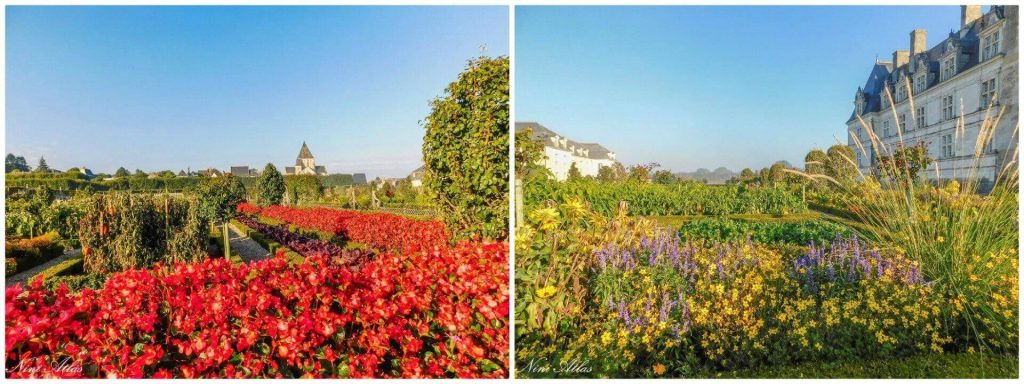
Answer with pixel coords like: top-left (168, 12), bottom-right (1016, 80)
top-left (653, 363), bottom-right (666, 376)
top-left (535, 285), bottom-right (557, 299)
top-left (600, 331), bottom-right (613, 345)
top-left (529, 208), bottom-right (560, 231)
top-left (936, 236), bottom-right (945, 243)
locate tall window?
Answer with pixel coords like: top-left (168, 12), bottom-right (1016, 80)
top-left (916, 106), bottom-right (926, 128)
top-left (981, 78), bottom-right (997, 108)
top-left (899, 113), bottom-right (907, 132)
top-left (942, 57), bottom-right (956, 81)
top-left (914, 74), bottom-right (927, 94)
top-left (983, 31), bottom-right (1001, 61)
top-left (941, 134), bottom-right (954, 158)
top-left (941, 95), bottom-right (954, 121)
top-left (882, 120), bottom-right (890, 138)
top-left (896, 82), bottom-right (907, 102)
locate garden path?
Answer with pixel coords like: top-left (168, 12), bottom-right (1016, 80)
top-left (227, 223), bottom-right (272, 263)
top-left (6, 249), bottom-right (81, 286)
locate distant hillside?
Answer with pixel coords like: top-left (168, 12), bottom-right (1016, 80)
top-left (674, 167), bottom-right (737, 184)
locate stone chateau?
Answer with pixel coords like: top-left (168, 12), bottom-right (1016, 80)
top-left (285, 142), bottom-right (327, 176)
top-left (847, 5), bottom-right (1018, 186)
top-left (516, 122), bottom-right (617, 181)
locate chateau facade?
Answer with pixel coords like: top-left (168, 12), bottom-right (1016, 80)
top-left (847, 5), bottom-right (1018, 186)
top-left (285, 142), bottom-right (327, 176)
top-left (516, 122), bottom-right (617, 181)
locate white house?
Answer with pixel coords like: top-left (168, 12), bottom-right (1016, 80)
top-left (516, 122), bottom-right (617, 181)
top-left (847, 5), bottom-right (1018, 189)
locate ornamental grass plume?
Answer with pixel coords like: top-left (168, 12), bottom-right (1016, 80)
top-left (790, 80), bottom-right (1019, 354)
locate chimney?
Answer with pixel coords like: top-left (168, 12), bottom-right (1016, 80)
top-left (892, 50), bottom-right (910, 68)
top-left (961, 5), bottom-right (982, 28)
top-left (910, 29), bottom-right (928, 55)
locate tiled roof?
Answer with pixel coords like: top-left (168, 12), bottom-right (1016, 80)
top-left (515, 122), bottom-right (615, 160)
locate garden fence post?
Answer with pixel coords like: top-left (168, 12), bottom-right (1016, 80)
top-left (223, 221), bottom-right (230, 258)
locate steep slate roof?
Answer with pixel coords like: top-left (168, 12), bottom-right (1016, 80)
top-left (514, 122), bottom-right (615, 160)
top-left (849, 6), bottom-right (1006, 124)
top-left (297, 142), bottom-right (314, 160)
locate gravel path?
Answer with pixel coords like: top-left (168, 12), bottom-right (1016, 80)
top-left (6, 249), bottom-right (82, 286)
top-left (227, 223), bottom-right (272, 263)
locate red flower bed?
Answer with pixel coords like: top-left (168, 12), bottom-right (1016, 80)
top-left (6, 242), bottom-right (509, 378)
top-left (248, 205), bottom-right (449, 253)
top-left (236, 201), bottom-right (261, 216)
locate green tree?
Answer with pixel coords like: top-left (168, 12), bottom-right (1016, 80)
top-left (134, 169), bottom-right (147, 178)
top-left (739, 168), bottom-right (755, 182)
top-left (515, 127), bottom-right (547, 226)
top-left (6, 154), bottom-right (30, 173)
top-left (627, 162), bottom-right (659, 183)
top-left (769, 162), bottom-right (787, 185)
top-left (160, 170), bottom-right (176, 178)
top-left (284, 175), bottom-right (324, 206)
top-left (114, 167), bottom-right (130, 178)
top-left (804, 149), bottom-right (828, 175)
top-left (826, 145), bottom-right (858, 184)
top-left (255, 163), bottom-right (286, 206)
top-left (194, 174), bottom-right (246, 258)
top-left (877, 142), bottom-right (931, 182)
top-left (567, 162), bottom-right (583, 181)
top-left (596, 165), bottom-right (615, 182)
top-left (34, 157), bottom-right (50, 173)
top-left (653, 169), bottom-right (676, 185)
top-left (422, 55), bottom-right (509, 241)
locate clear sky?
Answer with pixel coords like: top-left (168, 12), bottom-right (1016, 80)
top-left (516, 6), bottom-right (966, 172)
top-left (7, 6), bottom-right (508, 178)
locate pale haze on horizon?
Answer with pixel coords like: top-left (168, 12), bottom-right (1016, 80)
top-left (6, 6), bottom-right (509, 179)
top-left (516, 5), bottom-right (965, 173)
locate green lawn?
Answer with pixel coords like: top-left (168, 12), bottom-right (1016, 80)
top-left (703, 353), bottom-right (1018, 378)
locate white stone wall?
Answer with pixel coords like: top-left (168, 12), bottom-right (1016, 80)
top-left (848, 35), bottom-right (1016, 185)
top-left (542, 147), bottom-right (615, 181)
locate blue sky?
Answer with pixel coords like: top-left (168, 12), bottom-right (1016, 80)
top-left (7, 6), bottom-right (508, 178)
top-left (516, 6), bottom-right (965, 172)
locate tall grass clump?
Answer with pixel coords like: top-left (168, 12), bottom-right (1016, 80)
top-left (790, 82), bottom-right (1018, 354)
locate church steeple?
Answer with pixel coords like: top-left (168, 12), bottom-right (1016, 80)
top-left (297, 141), bottom-right (314, 160)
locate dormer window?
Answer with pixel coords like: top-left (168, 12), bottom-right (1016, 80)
top-left (913, 73), bottom-right (927, 94)
top-left (895, 75), bottom-right (909, 102)
top-left (982, 30), bottom-right (1001, 61)
top-left (941, 56), bottom-right (956, 81)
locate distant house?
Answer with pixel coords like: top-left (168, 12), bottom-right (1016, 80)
top-left (230, 166), bottom-right (258, 177)
top-left (408, 165), bottom-right (426, 188)
top-left (352, 173), bottom-right (368, 185)
top-left (69, 167), bottom-right (95, 180)
top-left (284, 142), bottom-right (327, 176)
top-left (515, 122), bottom-right (617, 181)
top-left (199, 168), bottom-right (222, 178)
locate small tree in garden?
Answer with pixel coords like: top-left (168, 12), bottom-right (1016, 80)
top-left (194, 175), bottom-right (246, 257)
top-left (255, 163), bottom-right (286, 206)
top-left (422, 55), bottom-right (509, 241)
top-left (627, 162), bottom-right (659, 182)
top-left (653, 169), bottom-right (676, 185)
top-left (515, 127), bottom-right (548, 226)
top-left (875, 142), bottom-right (931, 183)
top-left (114, 167), bottom-right (130, 178)
top-left (826, 144), bottom-right (858, 185)
top-left (284, 175), bottom-right (324, 206)
top-left (34, 157), bottom-right (50, 173)
top-left (567, 162), bottom-right (583, 181)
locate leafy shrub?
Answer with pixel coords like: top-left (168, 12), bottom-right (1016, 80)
top-left (678, 217), bottom-right (851, 246)
top-left (525, 179), bottom-right (807, 216)
top-left (5, 231), bottom-right (64, 274)
top-left (7, 241), bottom-right (509, 378)
top-left (43, 273), bottom-right (108, 292)
top-left (78, 193), bottom-right (208, 274)
top-left (422, 56), bottom-right (509, 241)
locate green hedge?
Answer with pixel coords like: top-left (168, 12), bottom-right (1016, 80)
top-left (525, 179), bottom-right (807, 216)
top-left (678, 217), bottom-right (852, 246)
